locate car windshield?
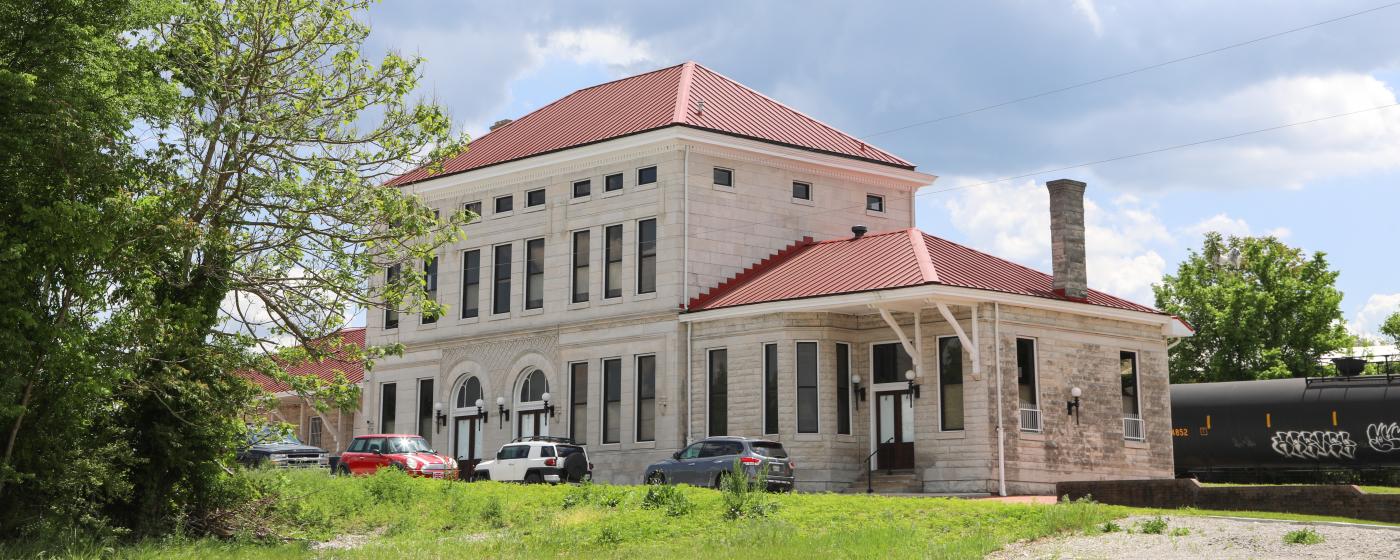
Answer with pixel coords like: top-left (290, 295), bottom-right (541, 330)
top-left (248, 428), bottom-right (300, 446)
top-left (750, 442), bottom-right (788, 458)
top-left (386, 436), bottom-right (432, 453)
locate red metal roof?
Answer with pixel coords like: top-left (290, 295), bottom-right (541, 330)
top-left (389, 62), bottom-right (912, 186)
top-left (688, 229), bottom-right (1161, 315)
top-left (240, 328), bottom-right (366, 393)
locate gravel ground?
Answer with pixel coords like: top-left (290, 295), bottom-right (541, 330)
top-left (988, 515), bottom-right (1400, 560)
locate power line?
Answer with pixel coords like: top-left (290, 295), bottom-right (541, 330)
top-left (859, 1), bottom-right (1400, 139)
top-left (690, 102), bottom-right (1400, 239)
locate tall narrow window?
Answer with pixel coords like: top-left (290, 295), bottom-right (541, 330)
top-left (708, 348), bottom-right (728, 436)
top-left (938, 337), bottom-right (964, 431)
top-left (379, 382), bottom-right (397, 433)
top-left (1121, 351), bottom-right (1142, 440)
top-left (637, 166), bottom-right (656, 186)
top-left (461, 249), bottom-right (480, 319)
top-left (569, 362), bottom-right (588, 445)
top-left (572, 230), bottom-right (589, 303)
top-left (525, 238), bottom-right (544, 310)
top-left (836, 342), bottom-right (851, 435)
top-left (637, 218), bottom-right (656, 294)
top-left (636, 355), bottom-right (656, 442)
top-left (308, 416), bottom-right (323, 448)
top-left (493, 244), bottom-right (511, 315)
top-left (763, 343), bottom-right (778, 434)
top-left (383, 265), bottom-right (400, 329)
top-left (604, 224), bottom-right (622, 299)
top-left (796, 342), bottom-right (819, 433)
top-left (605, 173), bottom-right (623, 192)
top-left (422, 257), bottom-right (439, 324)
top-left (417, 379), bottom-right (434, 440)
top-left (603, 358), bottom-right (621, 444)
top-left (1017, 338), bottom-right (1040, 431)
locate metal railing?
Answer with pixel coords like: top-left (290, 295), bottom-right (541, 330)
top-left (1123, 416), bottom-right (1145, 441)
top-left (866, 437), bottom-right (895, 494)
top-left (1019, 407), bottom-right (1041, 432)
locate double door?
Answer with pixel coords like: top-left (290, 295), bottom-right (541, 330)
top-left (876, 390), bottom-right (915, 470)
top-left (453, 416), bottom-right (484, 474)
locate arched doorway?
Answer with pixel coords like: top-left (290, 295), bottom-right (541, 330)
top-left (451, 376), bottom-right (486, 474)
top-left (517, 369), bottom-right (550, 439)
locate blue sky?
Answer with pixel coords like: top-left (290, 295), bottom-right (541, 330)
top-left (362, 0), bottom-right (1400, 336)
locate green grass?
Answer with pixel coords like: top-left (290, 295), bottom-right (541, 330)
top-left (1200, 482), bottom-right (1400, 494)
top-left (4, 470), bottom-right (1130, 560)
top-left (1283, 527), bottom-right (1325, 545)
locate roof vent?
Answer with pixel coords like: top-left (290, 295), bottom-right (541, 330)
top-left (695, 98), bottom-right (706, 115)
top-left (851, 225), bottom-right (868, 238)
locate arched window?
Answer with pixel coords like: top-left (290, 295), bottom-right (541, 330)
top-left (519, 369), bottom-right (548, 402)
top-left (455, 376), bottom-right (483, 409)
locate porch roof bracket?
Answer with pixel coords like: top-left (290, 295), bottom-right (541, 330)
top-left (877, 307), bottom-right (922, 375)
top-left (933, 300), bottom-right (981, 378)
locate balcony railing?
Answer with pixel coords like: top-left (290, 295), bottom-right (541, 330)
top-left (1019, 407), bottom-right (1041, 432)
top-left (1123, 416), bottom-right (1145, 441)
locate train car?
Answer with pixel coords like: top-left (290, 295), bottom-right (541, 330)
top-left (1171, 370), bottom-right (1400, 483)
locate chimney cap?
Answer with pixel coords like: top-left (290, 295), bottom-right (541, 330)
top-left (851, 225), bottom-right (868, 238)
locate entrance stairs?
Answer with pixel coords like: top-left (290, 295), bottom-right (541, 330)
top-left (843, 469), bottom-right (923, 494)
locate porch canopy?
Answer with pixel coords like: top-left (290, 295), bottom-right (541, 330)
top-left (681, 228), bottom-right (1192, 381)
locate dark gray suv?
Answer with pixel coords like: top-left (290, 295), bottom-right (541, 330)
top-left (644, 437), bottom-right (794, 491)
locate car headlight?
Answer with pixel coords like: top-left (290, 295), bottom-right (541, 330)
top-left (405, 457), bottom-right (423, 470)
top-left (446, 457), bottom-right (458, 469)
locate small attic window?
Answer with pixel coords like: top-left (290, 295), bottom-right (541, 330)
top-left (866, 194), bottom-right (885, 213)
top-left (792, 181), bottom-right (812, 201)
top-left (713, 167), bottom-right (733, 188)
top-left (637, 166), bottom-right (657, 186)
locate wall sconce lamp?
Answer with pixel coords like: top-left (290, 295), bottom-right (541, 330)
top-left (474, 398), bottom-right (489, 423)
top-left (852, 375), bottom-right (866, 409)
top-left (540, 392), bottom-right (557, 418)
top-left (434, 401), bottom-right (447, 432)
top-left (1066, 387), bottom-right (1082, 425)
top-left (496, 396), bottom-right (510, 428)
top-left (905, 370), bottom-right (921, 399)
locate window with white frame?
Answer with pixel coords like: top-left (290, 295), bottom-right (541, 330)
top-left (635, 355), bottom-right (656, 442)
top-left (708, 348), bottom-right (727, 436)
top-left (494, 195), bottom-right (513, 214)
top-left (938, 336), bottom-right (964, 431)
top-left (866, 194), bottom-right (885, 213)
top-left (637, 166), bottom-right (656, 186)
top-left (572, 179), bottom-right (591, 198)
top-left (525, 188), bottom-right (545, 208)
top-left (421, 257), bottom-right (438, 324)
top-left (605, 172), bottom-right (624, 192)
top-left (763, 343), bottom-right (778, 434)
top-left (604, 224), bottom-right (622, 299)
top-left (1121, 351), bottom-right (1143, 440)
top-left (792, 181), bottom-right (812, 201)
top-left (569, 362), bottom-right (588, 445)
top-left (637, 218), bottom-right (656, 294)
top-left (461, 249), bottom-right (480, 319)
top-left (383, 265), bottom-right (400, 329)
top-left (308, 416), bottom-right (323, 448)
top-left (525, 238), bottom-right (544, 310)
top-left (416, 378), bottom-right (434, 440)
top-left (1017, 338), bottom-right (1040, 432)
top-left (836, 342), bottom-right (851, 435)
top-left (713, 167), bottom-right (733, 187)
top-left (571, 230), bottom-right (589, 303)
top-left (379, 382), bottom-right (396, 433)
top-left (602, 358), bottom-right (621, 444)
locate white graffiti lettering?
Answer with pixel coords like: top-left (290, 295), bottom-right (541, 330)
top-left (1366, 422), bottom-right (1400, 453)
top-left (1270, 430), bottom-right (1357, 460)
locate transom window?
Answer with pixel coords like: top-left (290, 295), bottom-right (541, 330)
top-left (455, 376), bottom-right (483, 410)
top-left (519, 369), bottom-right (549, 403)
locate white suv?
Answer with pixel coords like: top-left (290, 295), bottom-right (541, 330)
top-left (472, 437), bottom-right (592, 484)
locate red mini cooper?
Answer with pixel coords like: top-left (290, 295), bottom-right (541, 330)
top-left (337, 434), bottom-right (458, 479)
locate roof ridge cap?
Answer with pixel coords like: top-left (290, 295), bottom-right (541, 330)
top-left (908, 228), bottom-right (939, 283)
top-left (672, 61), bottom-right (696, 124)
top-left (687, 236), bottom-right (815, 310)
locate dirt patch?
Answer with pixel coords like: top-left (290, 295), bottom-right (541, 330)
top-left (310, 526), bottom-right (387, 551)
top-left (989, 515), bottom-right (1400, 559)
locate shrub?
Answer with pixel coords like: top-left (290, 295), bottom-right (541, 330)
top-left (1169, 527), bottom-right (1190, 537)
top-left (1283, 528), bottom-right (1324, 545)
top-left (363, 468), bottom-right (413, 505)
top-left (720, 459), bottom-right (778, 520)
top-left (1136, 516), bottom-right (1168, 535)
top-left (480, 496), bottom-right (505, 528)
top-left (561, 481), bottom-right (626, 510)
top-left (641, 484), bottom-right (694, 517)
top-left (1100, 521), bottom-right (1122, 533)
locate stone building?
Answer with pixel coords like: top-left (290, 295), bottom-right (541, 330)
top-left (362, 62), bottom-right (1192, 493)
top-left (243, 327), bottom-right (366, 455)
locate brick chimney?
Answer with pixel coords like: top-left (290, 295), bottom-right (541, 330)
top-left (1047, 179), bottom-right (1088, 300)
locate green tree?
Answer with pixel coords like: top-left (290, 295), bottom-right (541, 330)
top-left (105, 0), bottom-right (467, 533)
top-left (0, 0), bottom-right (173, 535)
top-left (1154, 233), bottom-right (1349, 383)
top-left (1381, 311), bottom-right (1400, 347)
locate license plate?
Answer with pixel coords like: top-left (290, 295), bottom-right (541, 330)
top-left (770, 464), bottom-right (781, 473)
top-left (432, 472), bottom-right (444, 479)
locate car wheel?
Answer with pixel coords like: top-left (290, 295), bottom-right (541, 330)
top-left (646, 471), bottom-right (666, 485)
top-left (713, 472), bottom-right (729, 490)
top-left (335, 464), bottom-right (351, 476)
top-left (472, 471), bottom-right (489, 482)
top-left (524, 471), bottom-right (544, 484)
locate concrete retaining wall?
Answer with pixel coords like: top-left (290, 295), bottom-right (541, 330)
top-left (1056, 478), bottom-right (1400, 524)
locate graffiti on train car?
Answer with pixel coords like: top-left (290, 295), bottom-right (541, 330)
top-left (1270, 430), bottom-right (1357, 460)
top-left (1368, 422), bottom-right (1400, 453)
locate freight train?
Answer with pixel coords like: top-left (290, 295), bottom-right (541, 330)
top-left (1170, 360), bottom-right (1400, 484)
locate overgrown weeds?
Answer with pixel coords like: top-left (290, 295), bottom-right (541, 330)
top-left (1284, 528), bottom-right (1324, 545)
top-left (719, 458), bottom-right (778, 520)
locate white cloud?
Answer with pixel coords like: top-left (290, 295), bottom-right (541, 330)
top-left (1350, 292), bottom-right (1400, 339)
top-left (934, 177), bottom-right (1170, 304)
top-left (1183, 213), bottom-right (1252, 239)
top-left (1071, 73), bottom-right (1400, 191)
top-left (1072, 0), bottom-right (1104, 36)
top-left (528, 28), bottom-right (656, 69)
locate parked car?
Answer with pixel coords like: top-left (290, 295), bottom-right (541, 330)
top-left (643, 436), bottom-right (795, 491)
top-left (472, 436), bottom-right (591, 484)
top-left (337, 433), bottom-right (458, 479)
top-left (237, 427), bottom-right (329, 469)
